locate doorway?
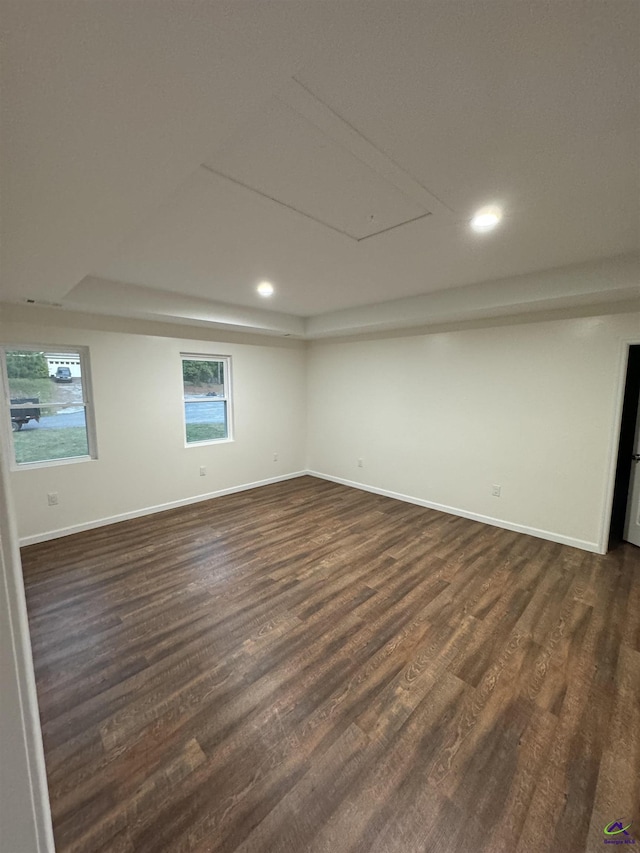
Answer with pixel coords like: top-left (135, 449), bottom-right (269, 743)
top-left (609, 344), bottom-right (640, 547)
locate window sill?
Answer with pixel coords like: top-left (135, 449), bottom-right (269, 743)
top-left (11, 455), bottom-right (96, 472)
top-left (184, 437), bottom-right (234, 449)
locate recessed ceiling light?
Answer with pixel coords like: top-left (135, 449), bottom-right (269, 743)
top-left (257, 281), bottom-right (274, 297)
top-left (470, 205), bottom-right (502, 233)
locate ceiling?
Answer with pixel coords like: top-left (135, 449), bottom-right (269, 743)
top-left (1, 1), bottom-right (638, 338)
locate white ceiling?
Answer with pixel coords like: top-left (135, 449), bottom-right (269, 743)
top-left (1, 1), bottom-right (638, 337)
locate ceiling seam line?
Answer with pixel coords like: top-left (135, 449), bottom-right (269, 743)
top-left (200, 164), bottom-right (359, 241)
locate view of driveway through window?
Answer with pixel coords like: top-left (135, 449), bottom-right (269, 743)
top-left (5, 350), bottom-right (231, 463)
top-left (6, 349), bottom-right (90, 464)
top-left (182, 357), bottom-right (229, 443)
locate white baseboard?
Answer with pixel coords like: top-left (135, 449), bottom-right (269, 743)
top-left (306, 470), bottom-right (604, 554)
top-left (19, 471), bottom-right (307, 546)
top-left (20, 468), bottom-right (604, 554)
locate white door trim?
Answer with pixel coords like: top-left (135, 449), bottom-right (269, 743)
top-left (600, 338), bottom-right (640, 552)
top-left (0, 434), bottom-right (55, 851)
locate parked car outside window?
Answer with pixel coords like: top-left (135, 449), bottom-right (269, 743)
top-left (54, 366), bottom-right (72, 383)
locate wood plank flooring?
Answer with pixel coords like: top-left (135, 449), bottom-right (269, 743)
top-left (20, 475), bottom-right (640, 853)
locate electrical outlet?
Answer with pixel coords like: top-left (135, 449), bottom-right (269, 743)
top-left (491, 484), bottom-right (502, 497)
top-left (273, 452), bottom-right (278, 462)
top-left (357, 458), bottom-right (364, 468)
top-left (199, 466), bottom-right (206, 477)
top-left (47, 492), bottom-right (59, 506)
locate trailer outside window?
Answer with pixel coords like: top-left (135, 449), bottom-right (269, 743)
top-left (1, 346), bottom-right (97, 468)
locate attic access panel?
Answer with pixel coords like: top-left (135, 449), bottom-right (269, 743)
top-left (204, 95), bottom-right (432, 241)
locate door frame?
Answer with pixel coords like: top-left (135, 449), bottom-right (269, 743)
top-left (601, 336), bottom-right (640, 552)
top-left (0, 424), bottom-right (55, 851)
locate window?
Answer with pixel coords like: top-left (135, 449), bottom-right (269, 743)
top-left (1, 346), bottom-right (96, 467)
top-left (181, 354), bottom-right (231, 444)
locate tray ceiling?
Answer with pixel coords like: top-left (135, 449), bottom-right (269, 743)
top-left (1, 1), bottom-right (638, 336)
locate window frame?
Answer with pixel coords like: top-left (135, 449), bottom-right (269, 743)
top-left (181, 353), bottom-right (233, 447)
top-left (0, 343), bottom-right (98, 470)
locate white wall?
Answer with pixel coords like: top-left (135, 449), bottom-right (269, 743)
top-left (0, 308), bottom-right (307, 542)
top-left (1, 305), bottom-right (639, 550)
top-left (306, 312), bottom-right (640, 552)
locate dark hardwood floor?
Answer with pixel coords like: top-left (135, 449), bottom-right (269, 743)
top-left (20, 475), bottom-right (640, 853)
